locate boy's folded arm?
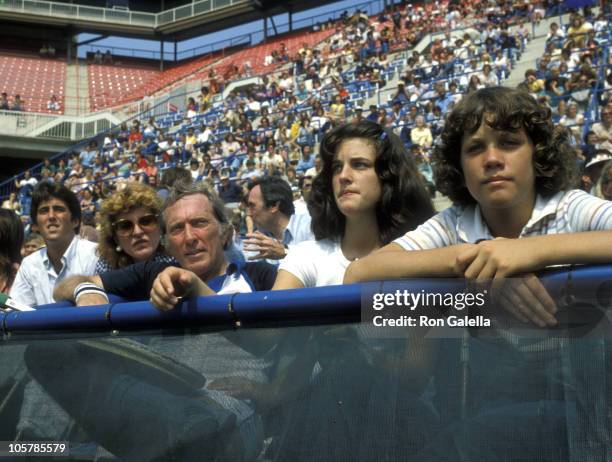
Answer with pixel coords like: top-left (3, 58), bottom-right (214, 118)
top-left (343, 243), bottom-right (475, 283)
top-left (531, 230), bottom-right (612, 268)
top-left (344, 231), bottom-right (612, 284)
top-left (447, 231), bottom-right (612, 281)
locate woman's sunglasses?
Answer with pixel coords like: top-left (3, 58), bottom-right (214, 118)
top-left (113, 214), bottom-right (158, 236)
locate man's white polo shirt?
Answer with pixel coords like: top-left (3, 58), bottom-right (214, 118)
top-left (10, 236), bottom-right (98, 307)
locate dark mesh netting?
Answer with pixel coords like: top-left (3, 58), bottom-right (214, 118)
top-left (1, 316), bottom-right (612, 461)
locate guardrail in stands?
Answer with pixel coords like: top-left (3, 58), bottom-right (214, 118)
top-left (0, 0), bottom-right (156, 26)
top-left (0, 109), bottom-right (119, 140)
top-left (0, 0), bottom-right (253, 28)
top-left (3, 265), bottom-right (610, 335)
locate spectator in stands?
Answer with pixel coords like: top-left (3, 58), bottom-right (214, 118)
top-left (142, 117), bottom-right (158, 139)
top-left (128, 125), bottom-right (143, 148)
top-left (366, 105), bottom-right (379, 122)
top-left (47, 95), bottom-right (60, 112)
top-left (273, 119), bottom-right (434, 289)
top-left (240, 158), bottom-right (262, 181)
top-left (188, 158), bottom-right (201, 181)
top-left (295, 118), bottom-right (315, 150)
top-left (2, 191), bottom-right (21, 214)
top-left (569, 74), bottom-right (592, 111)
top-left (559, 102), bottom-right (584, 141)
top-left (11, 94), bottom-right (23, 111)
top-left (346, 86), bottom-right (612, 326)
top-left (546, 22), bottom-right (565, 48)
top-left (410, 115), bottom-right (433, 148)
top-left (196, 122), bottom-right (213, 153)
top-left (197, 86), bottom-right (211, 112)
top-left (582, 151), bottom-right (612, 193)
top-left (593, 160), bottom-right (612, 201)
top-left (296, 145), bottom-right (314, 174)
top-left (293, 175), bottom-right (313, 216)
top-left (22, 232), bottom-right (45, 257)
top-left (304, 153), bottom-right (321, 178)
top-left (566, 14), bottom-right (592, 49)
top-left (479, 64), bottom-right (499, 87)
top-left (79, 140), bottom-right (98, 168)
top-left (117, 122), bottom-right (129, 144)
top-left (0, 92), bottom-right (9, 110)
top-left (184, 127), bottom-right (197, 154)
top-left (186, 97), bottom-right (198, 119)
top-left (218, 172), bottom-right (243, 205)
top-left (103, 50), bottom-right (112, 65)
top-left (0, 209), bottom-right (24, 294)
top-left (433, 83), bottom-right (455, 113)
top-left (467, 74), bottom-right (485, 93)
top-left (95, 184), bottom-right (174, 274)
top-left (329, 94), bottom-right (346, 121)
top-left (244, 177), bottom-right (314, 262)
top-left (221, 132), bottom-right (241, 158)
top-left (581, 130), bottom-right (598, 165)
top-left (591, 107), bottom-right (612, 152)
top-left (15, 170), bottom-right (38, 216)
top-left (520, 69), bottom-right (544, 96)
top-left (78, 187), bottom-right (96, 218)
top-left (10, 183), bottom-right (98, 306)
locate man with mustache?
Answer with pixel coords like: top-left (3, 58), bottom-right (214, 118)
top-left (10, 182), bottom-right (98, 306)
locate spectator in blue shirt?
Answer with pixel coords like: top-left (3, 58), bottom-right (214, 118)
top-left (79, 141), bottom-right (98, 168)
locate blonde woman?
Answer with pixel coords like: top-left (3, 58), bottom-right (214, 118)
top-left (95, 184), bottom-right (175, 274)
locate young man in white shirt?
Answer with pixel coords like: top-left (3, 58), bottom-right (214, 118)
top-left (10, 183), bottom-right (98, 306)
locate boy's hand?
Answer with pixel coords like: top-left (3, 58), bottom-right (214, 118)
top-left (456, 239), bottom-right (556, 327)
top-left (491, 273), bottom-right (557, 327)
top-left (455, 238), bottom-right (541, 280)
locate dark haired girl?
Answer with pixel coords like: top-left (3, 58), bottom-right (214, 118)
top-left (273, 119), bottom-right (434, 288)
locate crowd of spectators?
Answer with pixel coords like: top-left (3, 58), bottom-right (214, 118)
top-left (0, 5), bottom-right (611, 459)
top-left (1, 2), bottom-right (611, 259)
top-left (0, 92), bottom-right (25, 111)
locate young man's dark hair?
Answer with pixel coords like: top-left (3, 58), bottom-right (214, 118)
top-left (251, 177), bottom-right (295, 217)
top-left (433, 86), bottom-right (578, 206)
top-left (31, 182), bottom-right (82, 233)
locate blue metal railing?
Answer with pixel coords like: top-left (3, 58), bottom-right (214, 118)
top-left (2, 265), bottom-right (611, 338)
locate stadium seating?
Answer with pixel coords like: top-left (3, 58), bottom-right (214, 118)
top-left (0, 54), bottom-right (66, 114)
top-left (88, 63), bottom-right (159, 112)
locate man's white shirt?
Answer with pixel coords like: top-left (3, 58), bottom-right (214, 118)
top-left (10, 236), bottom-right (99, 306)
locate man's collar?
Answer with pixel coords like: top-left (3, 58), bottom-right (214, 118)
top-left (42, 235), bottom-right (79, 269)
